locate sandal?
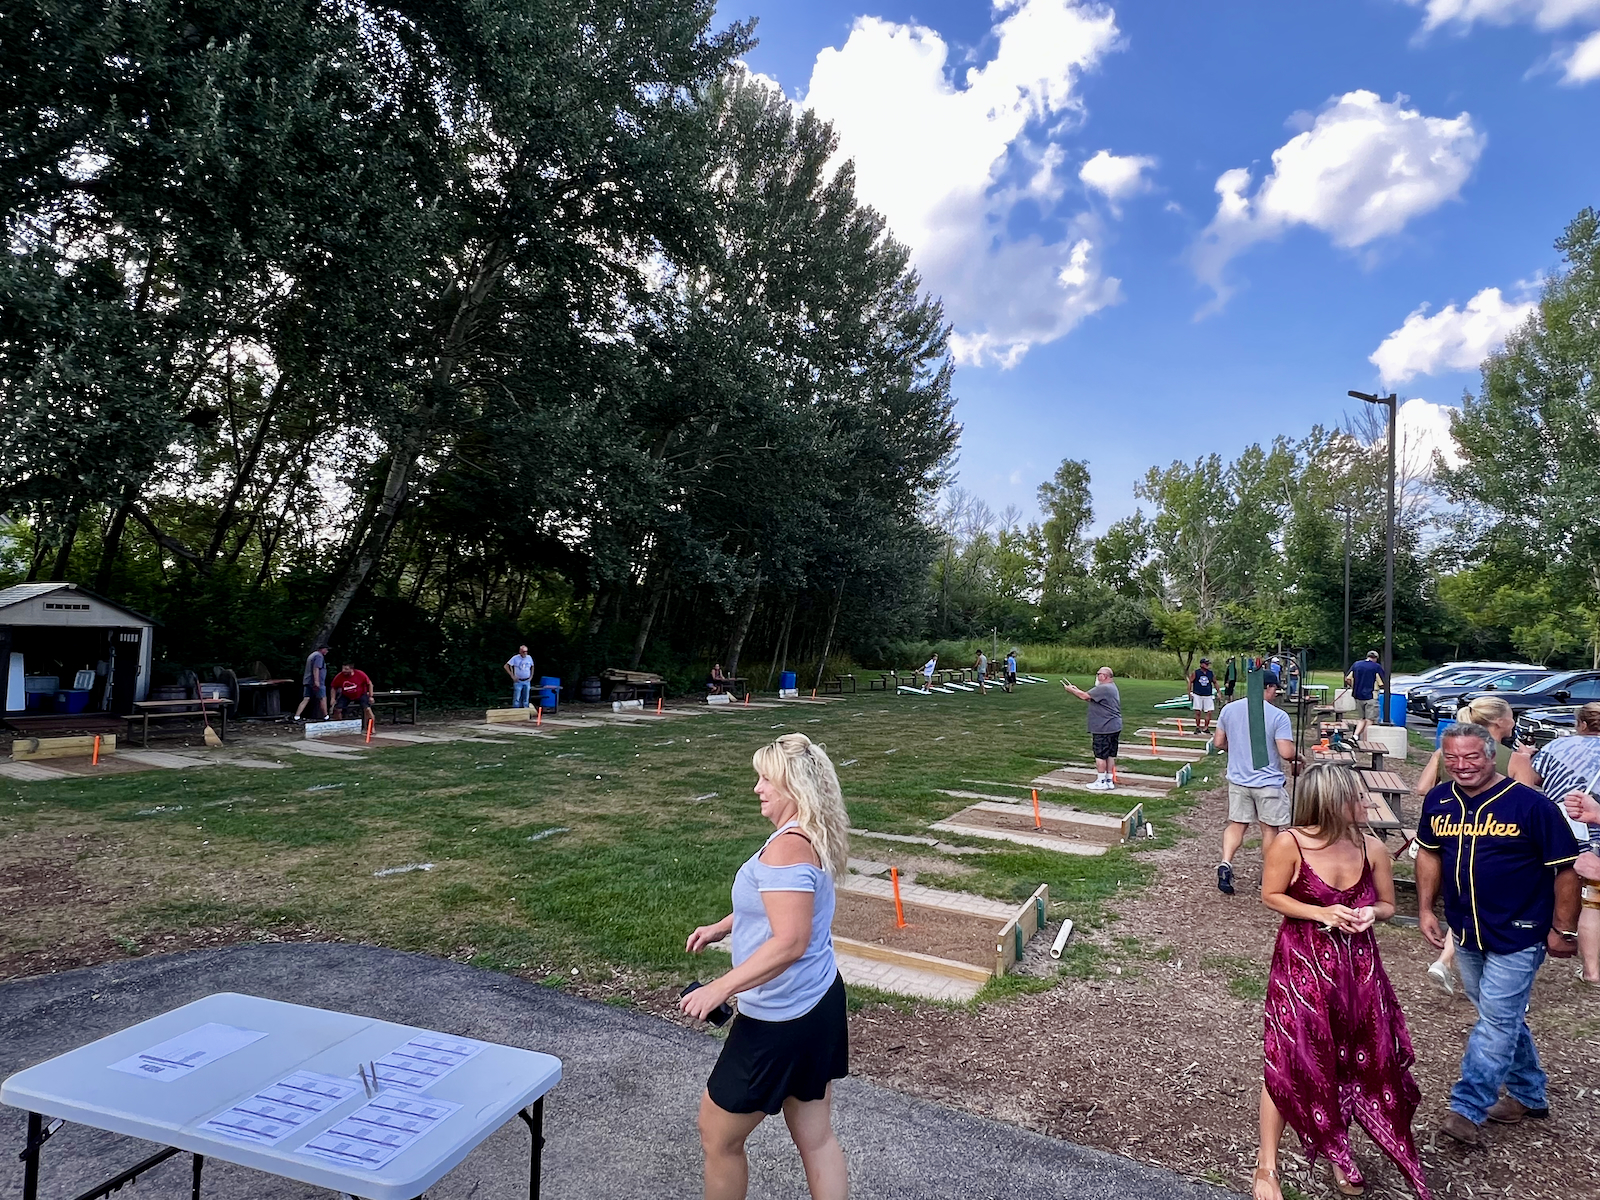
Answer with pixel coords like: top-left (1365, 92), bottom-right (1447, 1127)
top-left (1329, 1162), bottom-right (1365, 1196)
top-left (1252, 1165), bottom-right (1282, 1200)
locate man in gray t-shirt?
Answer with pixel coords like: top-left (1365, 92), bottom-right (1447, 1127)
top-left (1064, 667), bottom-right (1122, 791)
top-left (1211, 674), bottom-right (1300, 895)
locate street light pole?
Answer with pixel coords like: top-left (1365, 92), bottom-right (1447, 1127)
top-left (1349, 390), bottom-right (1397, 726)
top-left (1331, 504), bottom-right (1352, 672)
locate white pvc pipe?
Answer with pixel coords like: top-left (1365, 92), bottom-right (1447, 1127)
top-left (1049, 918), bottom-right (1075, 959)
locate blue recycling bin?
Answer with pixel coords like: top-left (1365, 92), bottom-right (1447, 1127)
top-left (57, 689), bottom-right (92, 714)
top-left (780, 671), bottom-right (797, 691)
top-left (1435, 719), bottom-right (1456, 747)
top-left (537, 677), bottom-right (560, 711)
top-left (1385, 692), bottom-right (1408, 726)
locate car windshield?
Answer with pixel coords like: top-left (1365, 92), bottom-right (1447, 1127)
top-left (1522, 671), bottom-right (1580, 692)
top-left (1486, 671), bottom-right (1550, 689)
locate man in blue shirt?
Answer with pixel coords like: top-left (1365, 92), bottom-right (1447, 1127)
top-left (1416, 722), bottom-right (1582, 1146)
top-left (1187, 657), bottom-right (1217, 734)
top-left (1344, 650), bottom-right (1386, 739)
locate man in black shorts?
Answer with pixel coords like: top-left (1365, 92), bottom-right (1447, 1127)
top-left (1064, 667), bottom-right (1122, 791)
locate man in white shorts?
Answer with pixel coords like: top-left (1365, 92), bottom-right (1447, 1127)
top-left (1188, 656), bottom-right (1218, 734)
top-left (1211, 673), bottom-right (1300, 895)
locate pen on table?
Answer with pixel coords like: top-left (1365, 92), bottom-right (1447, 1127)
top-left (369, 1061), bottom-right (379, 1092)
top-left (359, 1063), bottom-right (371, 1097)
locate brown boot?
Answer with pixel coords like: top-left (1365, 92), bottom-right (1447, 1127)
top-left (1486, 1094), bottom-right (1549, 1123)
top-left (1439, 1111), bottom-right (1483, 1146)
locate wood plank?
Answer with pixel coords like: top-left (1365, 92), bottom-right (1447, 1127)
top-left (484, 707), bottom-right (532, 724)
top-left (11, 734), bottom-right (117, 761)
top-left (929, 820), bottom-right (1110, 856)
top-left (832, 935), bottom-right (994, 984)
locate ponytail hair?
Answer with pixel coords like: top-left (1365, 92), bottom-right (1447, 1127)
top-left (751, 733), bottom-right (850, 876)
top-left (1455, 694), bottom-right (1512, 730)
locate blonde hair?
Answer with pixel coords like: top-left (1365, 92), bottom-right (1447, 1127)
top-left (1455, 694), bottom-right (1513, 733)
top-left (752, 734), bottom-right (850, 876)
top-left (1292, 763), bottom-right (1366, 847)
top-left (1577, 702), bottom-right (1600, 734)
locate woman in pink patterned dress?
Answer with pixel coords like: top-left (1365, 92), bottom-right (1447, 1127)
top-left (1252, 764), bottom-right (1431, 1200)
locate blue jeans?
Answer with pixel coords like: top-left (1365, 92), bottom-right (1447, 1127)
top-left (511, 679), bottom-right (531, 708)
top-left (1451, 941), bottom-right (1547, 1122)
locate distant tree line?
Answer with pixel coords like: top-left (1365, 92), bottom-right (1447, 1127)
top-left (0, 0), bottom-right (956, 699)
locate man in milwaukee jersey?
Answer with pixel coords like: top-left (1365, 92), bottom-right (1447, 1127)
top-left (1416, 722), bottom-right (1582, 1146)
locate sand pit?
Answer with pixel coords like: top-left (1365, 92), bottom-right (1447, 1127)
top-left (834, 893), bottom-right (1002, 971)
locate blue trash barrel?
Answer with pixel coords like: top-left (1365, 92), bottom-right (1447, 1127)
top-left (1435, 718), bottom-right (1455, 747)
top-left (57, 690), bottom-right (92, 714)
top-left (1386, 692), bottom-right (1408, 726)
top-left (537, 677), bottom-right (560, 710)
top-left (780, 671), bottom-right (797, 691)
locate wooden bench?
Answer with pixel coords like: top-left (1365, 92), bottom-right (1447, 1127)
top-left (128, 698), bottom-right (234, 747)
top-left (822, 674), bottom-right (856, 694)
top-left (1362, 770), bottom-right (1409, 831)
top-left (369, 689), bottom-right (423, 724)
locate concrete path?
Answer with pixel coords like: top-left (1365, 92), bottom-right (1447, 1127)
top-left (0, 945), bottom-right (1223, 1200)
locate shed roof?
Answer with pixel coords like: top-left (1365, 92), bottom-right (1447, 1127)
top-left (0, 582), bottom-right (158, 625)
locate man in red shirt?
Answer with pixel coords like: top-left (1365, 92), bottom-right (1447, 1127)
top-left (329, 662), bottom-right (374, 723)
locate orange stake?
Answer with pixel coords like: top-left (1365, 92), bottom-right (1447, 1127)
top-left (890, 867), bottom-right (907, 929)
top-left (536, 705), bottom-right (543, 726)
top-left (656, 696), bottom-right (663, 714)
top-left (1112, 764), bottom-right (1119, 785)
top-left (1176, 717), bottom-right (1185, 734)
top-left (1031, 788), bottom-right (1042, 829)
top-left (744, 692), bottom-right (750, 706)
top-left (92, 735), bottom-right (101, 765)
top-left (1150, 730), bottom-right (1158, 755)
top-left (366, 717), bottom-right (374, 744)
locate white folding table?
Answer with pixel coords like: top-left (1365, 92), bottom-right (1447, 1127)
top-left (1, 992), bottom-right (561, 1200)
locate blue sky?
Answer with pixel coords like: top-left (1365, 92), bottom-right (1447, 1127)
top-left (713, 0), bottom-right (1600, 528)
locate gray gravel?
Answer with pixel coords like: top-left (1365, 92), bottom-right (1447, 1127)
top-left (0, 944), bottom-right (1225, 1199)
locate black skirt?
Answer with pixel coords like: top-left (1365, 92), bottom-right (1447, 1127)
top-left (706, 973), bottom-right (848, 1115)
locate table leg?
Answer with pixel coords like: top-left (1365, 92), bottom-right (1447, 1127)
top-left (517, 1098), bottom-right (545, 1200)
top-left (192, 1152), bottom-right (203, 1200)
top-left (21, 1112), bottom-right (41, 1200)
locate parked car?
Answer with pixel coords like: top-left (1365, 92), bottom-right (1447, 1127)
top-left (1409, 668), bottom-right (1558, 724)
top-left (1390, 660), bottom-right (1539, 691)
top-left (1458, 669), bottom-right (1600, 718)
top-left (1515, 705), bottom-right (1578, 749)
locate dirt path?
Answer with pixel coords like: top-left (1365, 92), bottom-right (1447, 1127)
top-left (847, 778), bottom-right (1600, 1198)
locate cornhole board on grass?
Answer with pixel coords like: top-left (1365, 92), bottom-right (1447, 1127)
top-left (832, 883), bottom-right (1050, 982)
top-left (485, 707), bottom-right (532, 723)
top-left (10, 734), bottom-right (117, 761)
top-left (931, 799), bottom-right (1143, 855)
top-left (304, 719), bottom-right (363, 740)
top-left (1028, 767), bottom-right (1175, 794)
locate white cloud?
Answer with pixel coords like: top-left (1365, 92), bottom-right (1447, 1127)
top-left (1078, 150), bottom-right (1157, 209)
top-left (1192, 91), bottom-right (1483, 305)
top-left (1561, 28), bottom-right (1600, 79)
top-left (1369, 287), bottom-right (1536, 386)
top-left (802, 1), bottom-right (1123, 368)
top-left (1396, 397), bottom-right (1463, 477)
top-left (1402, 1), bottom-right (1600, 85)
top-left (1403, 0), bottom-right (1600, 31)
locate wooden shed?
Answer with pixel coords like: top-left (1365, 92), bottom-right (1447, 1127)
top-left (0, 583), bottom-right (155, 717)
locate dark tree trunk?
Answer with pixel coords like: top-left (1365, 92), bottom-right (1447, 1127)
top-left (48, 508), bottom-right (81, 580)
top-left (723, 575), bottom-right (762, 679)
top-left (205, 375), bottom-right (287, 564)
top-left (630, 572), bottom-right (668, 669)
top-left (767, 598), bottom-right (795, 687)
top-left (95, 498), bottom-right (134, 593)
top-left (814, 580), bottom-right (844, 691)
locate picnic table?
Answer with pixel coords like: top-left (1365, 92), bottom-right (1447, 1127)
top-left (1353, 740), bottom-right (1388, 771)
top-left (601, 669), bottom-right (664, 702)
top-left (369, 690), bottom-right (423, 724)
top-left (1362, 770), bottom-right (1409, 831)
top-left (1, 991), bottom-right (561, 1200)
top-left (237, 678), bottom-right (294, 718)
top-left (129, 698), bottom-right (233, 747)
top-left (821, 674), bottom-right (856, 694)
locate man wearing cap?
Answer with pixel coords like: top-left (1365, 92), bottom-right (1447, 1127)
top-left (1345, 650), bottom-right (1386, 739)
top-left (1188, 657), bottom-right (1218, 735)
top-left (1211, 672), bottom-right (1299, 895)
top-left (1417, 721), bottom-right (1582, 1145)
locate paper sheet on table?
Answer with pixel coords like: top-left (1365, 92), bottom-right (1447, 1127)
top-left (371, 1032), bottom-right (485, 1091)
top-left (199, 1071), bottom-right (362, 1146)
top-left (107, 1023), bottom-right (267, 1082)
top-left (300, 1092), bottom-right (461, 1169)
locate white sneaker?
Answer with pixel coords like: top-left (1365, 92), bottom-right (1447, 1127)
top-left (1084, 779), bottom-right (1112, 791)
top-left (1427, 960), bottom-right (1456, 996)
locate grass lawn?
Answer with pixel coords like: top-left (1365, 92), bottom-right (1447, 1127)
top-left (2, 678), bottom-right (1217, 1001)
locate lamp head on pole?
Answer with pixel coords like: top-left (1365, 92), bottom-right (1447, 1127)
top-left (1347, 389), bottom-right (1397, 410)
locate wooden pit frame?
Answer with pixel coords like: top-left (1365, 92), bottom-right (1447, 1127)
top-left (10, 734), bottom-right (117, 761)
top-left (993, 884), bottom-right (1051, 977)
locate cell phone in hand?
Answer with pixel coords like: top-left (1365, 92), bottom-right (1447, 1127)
top-left (681, 981), bottom-right (733, 1026)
